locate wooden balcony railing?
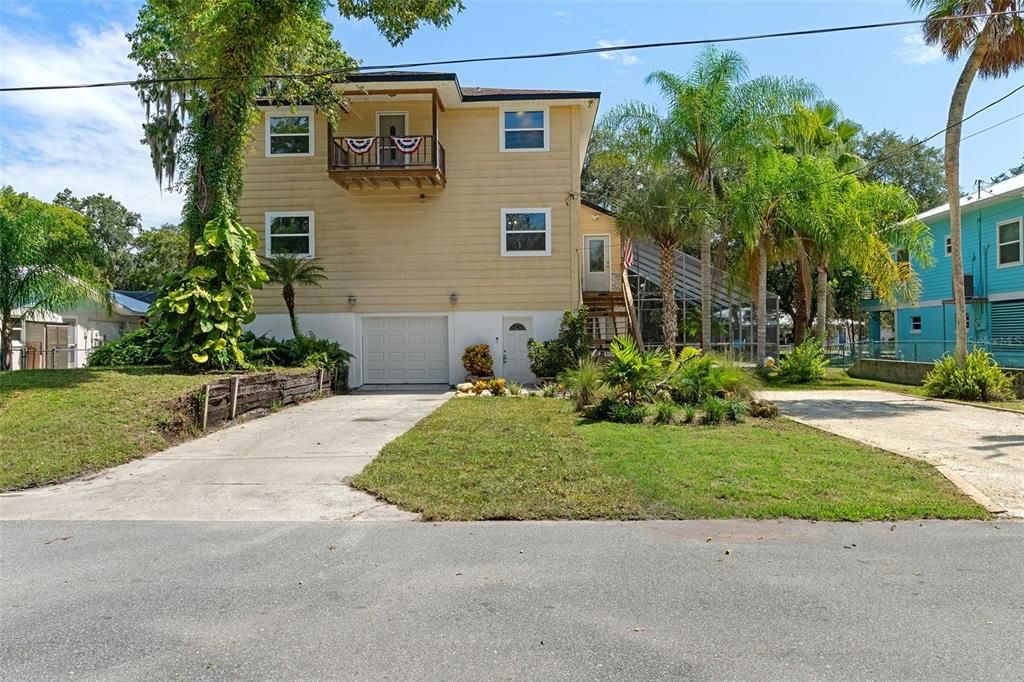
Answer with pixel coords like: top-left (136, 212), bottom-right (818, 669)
top-left (328, 135), bottom-right (446, 189)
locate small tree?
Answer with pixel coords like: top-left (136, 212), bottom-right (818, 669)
top-left (261, 255), bottom-right (326, 339)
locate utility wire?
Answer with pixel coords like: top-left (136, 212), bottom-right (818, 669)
top-left (1, 10), bottom-right (1020, 93)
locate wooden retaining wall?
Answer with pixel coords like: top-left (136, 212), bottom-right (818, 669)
top-left (200, 368), bottom-right (342, 431)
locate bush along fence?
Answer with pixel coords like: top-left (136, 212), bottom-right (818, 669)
top-left (199, 368), bottom-right (343, 431)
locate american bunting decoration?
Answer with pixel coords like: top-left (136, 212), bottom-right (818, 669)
top-left (391, 136), bottom-right (424, 155)
top-left (344, 137), bottom-right (375, 155)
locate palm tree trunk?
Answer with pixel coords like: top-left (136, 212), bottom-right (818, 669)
top-left (793, 239), bottom-right (813, 344)
top-left (756, 236), bottom-right (768, 366)
top-left (283, 284), bottom-right (300, 339)
top-left (659, 241), bottom-right (679, 351)
top-left (944, 26), bottom-right (992, 365)
top-left (700, 231), bottom-right (712, 352)
top-left (815, 263), bottom-right (829, 342)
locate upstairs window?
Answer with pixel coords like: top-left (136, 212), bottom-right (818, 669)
top-left (265, 212), bottom-right (314, 257)
top-left (910, 316), bottom-right (922, 334)
top-left (501, 110), bottom-right (548, 151)
top-left (501, 208), bottom-right (551, 256)
top-left (266, 110), bottom-right (313, 156)
top-left (944, 235), bottom-right (952, 257)
top-left (997, 217), bottom-right (1022, 267)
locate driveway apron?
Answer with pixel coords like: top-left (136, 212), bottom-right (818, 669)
top-left (0, 389), bottom-right (451, 522)
top-left (760, 389), bottom-right (1024, 517)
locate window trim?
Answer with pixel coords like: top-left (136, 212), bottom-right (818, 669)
top-left (501, 208), bottom-right (552, 257)
top-left (944, 235), bottom-right (952, 257)
top-left (499, 107), bottom-right (549, 152)
top-left (996, 217), bottom-right (1023, 268)
top-left (910, 315), bottom-right (922, 335)
top-left (265, 107), bottom-right (315, 158)
top-left (265, 211), bottom-right (315, 258)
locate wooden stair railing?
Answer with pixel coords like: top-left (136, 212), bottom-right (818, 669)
top-left (621, 269), bottom-right (643, 350)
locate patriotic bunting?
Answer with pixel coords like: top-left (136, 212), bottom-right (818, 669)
top-left (391, 136), bottom-right (423, 155)
top-left (623, 238), bottom-right (635, 268)
top-left (344, 137), bottom-right (375, 154)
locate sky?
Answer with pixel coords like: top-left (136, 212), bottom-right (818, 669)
top-left (1, 0), bottom-right (1022, 227)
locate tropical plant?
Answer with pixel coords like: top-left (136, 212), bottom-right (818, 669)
top-left (486, 377), bottom-right (507, 396)
top-left (669, 352), bottom-right (761, 404)
top-left (88, 326), bottom-right (171, 367)
top-left (923, 349), bottom-right (1015, 401)
top-left (261, 254), bottom-right (327, 339)
top-left (151, 215), bottom-right (268, 369)
top-left (653, 400), bottom-right (677, 425)
top-left (540, 382), bottom-right (560, 398)
top-left (527, 306), bottom-right (590, 377)
top-left (461, 343), bottom-right (494, 377)
top-left (776, 338), bottom-right (829, 383)
top-left (607, 401), bottom-right (647, 424)
top-left (603, 335), bottom-right (668, 405)
top-left (559, 357), bottom-right (606, 410)
top-left (0, 187), bottom-right (100, 371)
top-left (701, 396), bottom-right (729, 424)
top-left (507, 381), bottom-right (523, 396)
top-left (908, 0), bottom-right (1024, 365)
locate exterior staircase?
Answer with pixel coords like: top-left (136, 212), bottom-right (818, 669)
top-left (584, 290), bottom-right (632, 356)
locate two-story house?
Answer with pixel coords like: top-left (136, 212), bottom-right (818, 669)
top-left (864, 173), bottom-right (1024, 366)
top-left (240, 71), bottom-right (621, 387)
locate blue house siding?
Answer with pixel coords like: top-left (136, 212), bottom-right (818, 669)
top-left (874, 179), bottom-right (1024, 367)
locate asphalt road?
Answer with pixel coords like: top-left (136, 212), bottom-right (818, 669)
top-left (3, 519), bottom-right (1022, 681)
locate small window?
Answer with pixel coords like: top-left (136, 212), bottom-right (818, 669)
top-left (944, 235), bottom-right (952, 257)
top-left (965, 312), bottom-right (970, 329)
top-left (501, 109), bottom-right (547, 151)
top-left (501, 208), bottom-right (551, 256)
top-left (266, 110), bottom-right (313, 156)
top-left (997, 218), bottom-right (1022, 267)
top-left (910, 316), bottom-right (922, 334)
top-left (265, 212), bottom-right (314, 257)
top-left (509, 323), bottom-right (527, 331)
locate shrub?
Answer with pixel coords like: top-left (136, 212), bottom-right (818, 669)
top-left (486, 377), bottom-right (507, 396)
top-left (243, 333), bottom-right (353, 371)
top-left (607, 400), bottom-right (646, 424)
top-left (559, 358), bottom-right (606, 410)
top-left (725, 398), bottom-right (750, 422)
top-left (653, 400), bottom-right (677, 425)
top-left (527, 306), bottom-right (590, 377)
top-left (701, 396), bottom-right (728, 425)
top-left (923, 350), bottom-right (1015, 402)
top-left (472, 380), bottom-right (489, 395)
top-left (776, 338), bottom-right (828, 383)
top-left (540, 382), bottom-right (559, 398)
top-left (507, 382), bottom-right (523, 396)
top-left (668, 352), bottom-right (761, 405)
top-left (604, 335), bottom-right (668, 405)
top-left (88, 326), bottom-right (171, 367)
top-left (681, 405), bottom-right (697, 424)
top-left (462, 344), bottom-right (494, 377)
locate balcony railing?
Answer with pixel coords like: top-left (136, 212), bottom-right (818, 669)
top-left (328, 135), bottom-right (445, 188)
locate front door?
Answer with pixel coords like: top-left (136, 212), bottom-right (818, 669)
top-left (378, 113), bottom-right (407, 167)
top-left (502, 317), bottom-right (533, 384)
top-left (583, 236), bottom-right (610, 292)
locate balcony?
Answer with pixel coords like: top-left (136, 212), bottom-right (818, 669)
top-left (328, 135), bottom-right (446, 189)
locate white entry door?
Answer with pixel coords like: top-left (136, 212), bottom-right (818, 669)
top-left (377, 113), bottom-right (407, 167)
top-left (502, 317), bottom-right (533, 384)
top-left (583, 236), bottom-right (610, 292)
top-left (362, 316), bottom-right (448, 384)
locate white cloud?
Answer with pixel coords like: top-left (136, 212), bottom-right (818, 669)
top-left (0, 24), bottom-right (184, 226)
top-left (3, 2), bottom-right (41, 20)
top-left (554, 10), bottom-right (571, 24)
top-left (894, 30), bottom-right (943, 65)
top-left (597, 39), bottom-right (640, 67)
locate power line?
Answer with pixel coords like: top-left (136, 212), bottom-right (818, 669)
top-left (1, 10), bottom-right (1020, 93)
top-left (961, 110), bottom-right (1024, 143)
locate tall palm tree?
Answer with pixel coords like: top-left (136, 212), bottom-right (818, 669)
top-left (615, 169), bottom-right (714, 350)
top-left (261, 255), bottom-right (326, 339)
top-left (606, 46), bottom-right (817, 351)
top-left (909, 0), bottom-right (1024, 364)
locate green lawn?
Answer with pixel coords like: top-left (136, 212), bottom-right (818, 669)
top-left (0, 368), bottom-right (222, 491)
top-left (763, 369), bottom-right (1024, 413)
top-left (352, 397), bottom-right (987, 521)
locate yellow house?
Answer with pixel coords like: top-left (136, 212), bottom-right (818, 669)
top-left (241, 71), bottom-right (621, 386)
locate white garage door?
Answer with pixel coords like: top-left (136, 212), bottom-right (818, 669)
top-left (362, 316), bottom-right (449, 384)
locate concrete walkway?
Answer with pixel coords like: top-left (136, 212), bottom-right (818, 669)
top-left (0, 388), bottom-right (451, 522)
top-left (760, 389), bottom-right (1024, 517)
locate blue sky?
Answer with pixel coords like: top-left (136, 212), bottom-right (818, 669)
top-left (1, 0), bottom-right (1022, 226)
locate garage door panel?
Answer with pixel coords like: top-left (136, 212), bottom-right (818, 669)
top-left (363, 316), bottom-right (449, 385)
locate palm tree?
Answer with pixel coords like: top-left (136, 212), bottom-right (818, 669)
top-left (261, 255), bottom-right (326, 339)
top-left (614, 169), bottom-right (714, 350)
top-left (909, 0), bottom-right (1024, 364)
top-left (606, 46), bottom-right (817, 351)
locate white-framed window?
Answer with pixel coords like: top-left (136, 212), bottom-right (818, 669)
top-left (265, 212), bottom-right (314, 257)
top-left (501, 208), bottom-right (551, 256)
top-left (910, 315), bottom-right (922, 334)
top-left (944, 235), bottom-right (952, 257)
top-left (265, 107), bottom-right (314, 157)
top-left (996, 217), bottom-right (1022, 267)
top-left (500, 108), bottom-right (548, 151)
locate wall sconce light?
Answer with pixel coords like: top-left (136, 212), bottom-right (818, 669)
top-left (449, 292), bottom-right (459, 305)
top-left (348, 294), bottom-right (357, 306)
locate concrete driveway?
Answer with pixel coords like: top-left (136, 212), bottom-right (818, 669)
top-left (0, 388), bottom-right (450, 522)
top-left (760, 390), bottom-right (1024, 517)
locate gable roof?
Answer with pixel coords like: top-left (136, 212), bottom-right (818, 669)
top-left (918, 173), bottom-right (1024, 222)
top-left (345, 70), bottom-right (600, 102)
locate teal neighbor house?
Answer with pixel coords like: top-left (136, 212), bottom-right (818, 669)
top-left (864, 173), bottom-right (1024, 367)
